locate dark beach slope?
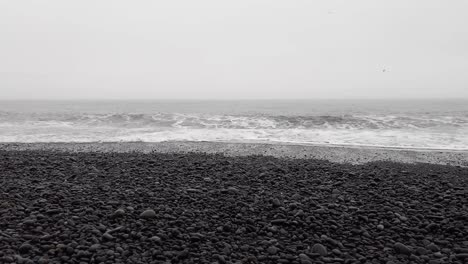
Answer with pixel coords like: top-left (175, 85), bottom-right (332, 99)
top-left (0, 150), bottom-right (467, 264)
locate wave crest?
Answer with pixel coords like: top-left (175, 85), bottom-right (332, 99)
top-left (1, 111), bottom-right (467, 130)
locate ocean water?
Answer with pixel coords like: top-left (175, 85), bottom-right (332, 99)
top-left (1, 99), bottom-right (468, 150)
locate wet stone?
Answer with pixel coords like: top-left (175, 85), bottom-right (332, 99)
top-left (102, 232), bottom-right (114, 240)
top-left (394, 242), bottom-right (412, 255)
top-left (111, 208), bottom-right (125, 218)
top-left (267, 246), bottom-right (279, 255)
top-left (89, 244), bottom-right (100, 252)
top-left (299, 253), bottom-right (312, 264)
top-left (312, 243), bottom-right (328, 256)
top-left (271, 219), bottom-right (287, 225)
top-left (427, 243), bottom-right (440, 252)
top-left (416, 247), bottom-right (429, 255)
top-left (271, 198), bottom-right (281, 207)
top-left (19, 243), bottom-right (33, 254)
top-left (150, 236), bottom-right (162, 243)
top-left (139, 209), bottom-right (157, 219)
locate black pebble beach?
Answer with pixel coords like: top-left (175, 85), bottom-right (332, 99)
top-left (1, 150), bottom-right (467, 264)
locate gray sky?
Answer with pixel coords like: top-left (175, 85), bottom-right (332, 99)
top-left (1, 0), bottom-right (467, 100)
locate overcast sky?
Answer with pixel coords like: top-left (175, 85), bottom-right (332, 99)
top-left (1, 0), bottom-right (467, 100)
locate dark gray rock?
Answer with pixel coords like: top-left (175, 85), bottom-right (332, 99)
top-left (19, 243), bottom-right (33, 254)
top-left (426, 243), bottom-right (439, 252)
top-left (394, 242), bottom-right (412, 255)
top-left (89, 244), bottom-right (100, 252)
top-left (139, 209), bottom-right (156, 219)
top-left (267, 246), bottom-right (279, 255)
top-left (150, 236), bottom-right (162, 243)
top-left (299, 253), bottom-right (312, 264)
top-left (112, 208), bottom-right (125, 218)
top-left (312, 243), bottom-right (327, 256)
top-left (272, 198), bottom-right (281, 207)
top-left (102, 232), bottom-right (114, 240)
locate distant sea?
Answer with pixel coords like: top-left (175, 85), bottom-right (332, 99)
top-left (1, 99), bottom-right (468, 150)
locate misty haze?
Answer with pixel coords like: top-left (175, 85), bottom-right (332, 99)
top-left (1, 1), bottom-right (468, 100)
top-left (1, 1), bottom-right (467, 264)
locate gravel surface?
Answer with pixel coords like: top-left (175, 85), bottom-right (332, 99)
top-left (1, 142), bottom-right (468, 167)
top-left (1, 150), bottom-right (467, 263)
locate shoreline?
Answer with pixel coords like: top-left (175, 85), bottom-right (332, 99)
top-left (1, 141), bottom-right (468, 167)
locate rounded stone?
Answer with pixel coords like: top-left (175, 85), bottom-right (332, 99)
top-left (112, 209), bottom-right (125, 218)
top-left (312, 243), bottom-right (328, 256)
top-left (150, 236), bottom-right (162, 243)
top-left (394, 242), bottom-right (412, 255)
top-left (140, 209), bottom-right (156, 219)
top-left (267, 246), bottom-right (279, 255)
top-left (22, 219), bottom-right (36, 226)
top-left (102, 232), bottom-right (114, 240)
top-left (299, 253), bottom-right (312, 264)
top-left (416, 247), bottom-right (429, 255)
top-left (426, 243), bottom-right (439, 252)
top-left (19, 243), bottom-right (33, 254)
top-left (332, 249), bottom-right (342, 255)
top-left (89, 244), bottom-right (100, 251)
top-left (271, 198), bottom-right (281, 207)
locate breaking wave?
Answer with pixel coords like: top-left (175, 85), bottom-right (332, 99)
top-left (1, 110), bottom-right (468, 150)
top-left (1, 111), bottom-right (467, 130)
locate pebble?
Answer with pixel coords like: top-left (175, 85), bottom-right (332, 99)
top-left (102, 232), bottom-right (114, 240)
top-left (292, 193), bottom-right (301, 200)
top-left (89, 244), bottom-right (100, 251)
top-left (416, 247), bottom-right (429, 255)
top-left (76, 250), bottom-right (90, 258)
top-left (299, 253), bottom-right (312, 264)
top-left (427, 243), bottom-right (440, 252)
top-left (37, 258), bottom-right (48, 264)
top-left (271, 219), bottom-right (287, 225)
top-left (394, 242), bottom-right (412, 255)
top-left (267, 246), bottom-right (279, 255)
top-left (332, 249), bottom-right (342, 255)
top-left (312, 243), bottom-right (327, 256)
top-left (139, 209), bottom-right (157, 219)
top-left (22, 219), bottom-right (36, 226)
top-left (294, 209), bottom-right (305, 217)
top-left (150, 236), bottom-right (162, 243)
top-left (272, 198), bottom-right (281, 207)
top-left (112, 208), bottom-right (125, 218)
top-left (19, 243), bottom-right (33, 254)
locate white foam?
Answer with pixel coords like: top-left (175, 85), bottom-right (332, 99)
top-left (4, 126), bottom-right (466, 150)
top-left (2, 110), bottom-right (468, 150)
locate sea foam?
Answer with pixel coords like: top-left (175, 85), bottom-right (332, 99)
top-left (1, 100), bottom-right (468, 149)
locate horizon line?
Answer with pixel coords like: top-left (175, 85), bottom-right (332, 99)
top-left (1, 97), bottom-right (468, 101)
